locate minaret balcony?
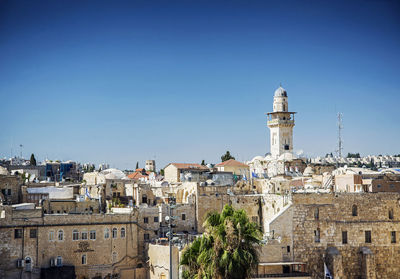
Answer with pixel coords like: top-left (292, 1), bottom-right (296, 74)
top-left (267, 119), bottom-right (295, 126)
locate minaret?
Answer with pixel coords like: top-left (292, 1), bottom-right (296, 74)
top-left (267, 86), bottom-right (296, 158)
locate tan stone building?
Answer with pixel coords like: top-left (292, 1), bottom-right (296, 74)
top-left (163, 163), bottom-right (209, 183)
top-left (215, 159), bottom-right (249, 178)
top-left (267, 192), bottom-right (400, 279)
top-left (0, 205), bottom-right (149, 279)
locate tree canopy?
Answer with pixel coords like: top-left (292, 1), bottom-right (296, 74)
top-left (180, 205), bottom-right (263, 279)
top-left (30, 153), bottom-right (36, 166)
top-left (221, 151), bottom-right (235, 162)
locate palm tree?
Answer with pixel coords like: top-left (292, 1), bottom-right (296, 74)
top-left (181, 205), bottom-right (262, 279)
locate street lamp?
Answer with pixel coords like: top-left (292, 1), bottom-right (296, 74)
top-left (166, 196), bottom-right (176, 279)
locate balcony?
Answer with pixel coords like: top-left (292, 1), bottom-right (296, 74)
top-left (252, 272), bottom-right (311, 278)
top-left (267, 119), bottom-right (295, 126)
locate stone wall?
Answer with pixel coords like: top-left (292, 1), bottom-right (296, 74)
top-left (0, 207), bottom-right (146, 279)
top-left (290, 192), bottom-right (400, 279)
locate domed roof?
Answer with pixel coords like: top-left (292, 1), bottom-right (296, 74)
top-left (303, 166), bottom-right (314, 176)
top-left (274, 86), bottom-right (287, 97)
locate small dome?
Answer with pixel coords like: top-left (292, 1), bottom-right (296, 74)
top-left (274, 86), bottom-right (287, 97)
top-left (303, 166), bottom-right (314, 177)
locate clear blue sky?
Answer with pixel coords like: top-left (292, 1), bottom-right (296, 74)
top-left (1, 0), bottom-right (399, 170)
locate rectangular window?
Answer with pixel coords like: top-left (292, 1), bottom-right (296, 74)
top-left (144, 217), bottom-right (148, 224)
top-left (81, 231), bottom-right (88, 240)
top-left (314, 229), bottom-right (320, 243)
top-left (365, 231), bottom-right (372, 243)
top-left (287, 246), bottom-right (290, 253)
top-left (182, 214), bottom-right (186, 221)
top-left (14, 229), bottom-right (23, 239)
top-left (391, 231), bottom-right (396, 244)
top-left (7, 189), bottom-right (11, 195)
top-left (30, 229), bottom-right (37, 238)
top-left (90, 230), bottom-right (96, 240)
top-left (154, 216), bottom-right (159, 223)
top-left (144, 233), bottom-right (149, 241)
top-left (342, 231), bottom-right (348, 244)
top-left (49, 231), bottom-right (54, 241)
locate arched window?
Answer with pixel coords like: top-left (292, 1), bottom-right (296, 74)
top-left (56, 256), bottom-right (62, 267)
top-left (104, 228), bottom-right (110, 239)
top-left (25, 256), bottom-right (32, 272)
top-left (72, 229), bottom-right (79, 241)
top-left (389, 208), bottom-right (394, 220)
top-left (352, 205), bottom-right (358, 216)
top-left (112, 252), bottom-right (117, 263)
top-left (121, 228), bottom-right (126, 238)
top-left (81, 230), bottom-right (88, 240)
top-left (58, 230), bottom-right (64, 241)
top-left (142, 194), bottom-right (147, 204)
top-left (81, 254), bottom-right (87, 265)
top-left (112, 228), bottom-right (118, 239)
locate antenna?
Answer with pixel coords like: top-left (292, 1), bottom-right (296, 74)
top-left (337, 113), bottom-right (343, 158)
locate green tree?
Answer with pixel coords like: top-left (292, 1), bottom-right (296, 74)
top-left (160, 169), bottom-right (164, 176)
top-left (30, 153), bottom-right (37, 166)
top-left (180, 205), bottom-right (262, 279)
top-left (201, 160), bottom-right (206, 166)
top-left (136, 162), bottom-right (139, 170)
top-left (221, 151), bottom-right (235, 162)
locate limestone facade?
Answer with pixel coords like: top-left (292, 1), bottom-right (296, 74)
top-left (269, 192), bottom-right (400, 279)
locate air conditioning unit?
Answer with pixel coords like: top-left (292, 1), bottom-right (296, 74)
top-left (50, 258), bottom-right (55, 267)
top-left (17, 259), bottom-right (25, 268)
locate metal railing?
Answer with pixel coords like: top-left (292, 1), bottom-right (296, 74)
top-left (252, 272), bottom-right (310, 278)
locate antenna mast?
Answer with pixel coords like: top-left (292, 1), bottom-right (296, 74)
top-left (337, 113), bottom-right (343, 158)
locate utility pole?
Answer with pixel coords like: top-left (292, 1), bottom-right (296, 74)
top-left (167, 196), bottom-right (176, 279)
top-left (337, 113), bottom-right (343, 158)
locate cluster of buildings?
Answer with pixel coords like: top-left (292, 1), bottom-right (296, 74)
top-left (1, 86), bottom-right (399, 279)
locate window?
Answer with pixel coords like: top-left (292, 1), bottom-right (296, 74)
top-left (82, 254), bottom-right (87, 265)
top-left (287, 246), bottom-right (290, 253)
top-left (58, 230), bottom-right (64, 241)
top-left (391, 231), bottom-right (396, 244)
top-left (25, 256), bottom-right (32, 272)
top-left (72, 229), bottom-right (79, 240)
top-left (112, 252), bottom-right (117, 263)
top-left (144, 217), bottom-right (148, 224)
top-left (144, 233), bottom-right (150, 241)
top-left (90, 230), bottom-right (96, 240)
top-left (49, 231), bottom-right (54, 241)
top-left (365, 231), bottom-right (371, 243)
top-left (112, 228), bottom-right (118, 239)
top-left (342, 231), bottom-right (348, 244)
top-left (81, 230), bottom-right (88, 240)
top-left (352, 205), bottom-right (358, 216)
top-left (182, 214), bottom-right (186, 221)
top-left (314, 208), bottom-right (319, 220)
top-left (389, 209), bottom-right (394, 220)
top-left (56, 256), bottom-right (62, 267)
top-left (30, 229), bottom-right (37, 238)
top-left (121, 228), bottom-right (125, 238)
top-left (314, 228), bottom-right (320, 243)
top-left (154, 216), bottom-right (159, 223)
top-left (14, 229), bottom-right (23, 239)
top-left (104, 228), bottom-right (110, 239)
top-left (251, 216), bottom-right (258, 223)
top-left (142, 195), bottom-right (147, 204)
